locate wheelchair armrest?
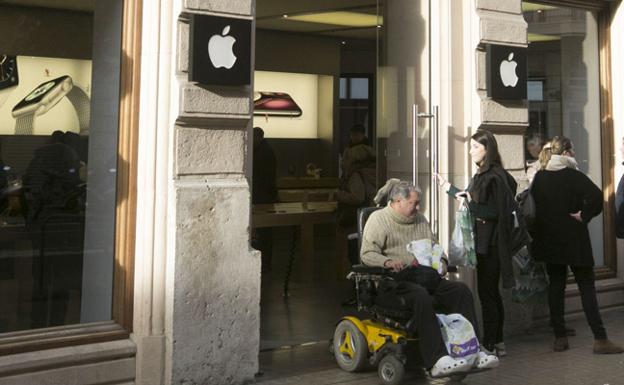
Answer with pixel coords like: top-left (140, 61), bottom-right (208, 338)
top-left (350, 264), bottom-right (389, 275)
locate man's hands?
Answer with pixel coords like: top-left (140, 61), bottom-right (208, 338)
top-left (383, 259), bottom-right (405, 272)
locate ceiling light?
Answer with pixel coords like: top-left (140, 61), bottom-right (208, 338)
top-left (528, 33), bottom-right (561, 42)
top-left (282, 14), bottom-right (288, 18)
top-left (522, 2), bottom-right (557, 12)
top-left (285, 11), bottom-right (382, 28)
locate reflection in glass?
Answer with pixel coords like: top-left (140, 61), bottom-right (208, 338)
top-left (523, 2), bottom-right (604, 264)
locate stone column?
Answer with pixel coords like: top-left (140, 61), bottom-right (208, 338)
top-left (475, 0), bottom-right (528, 181)
top-left (165, 1), bottom-right (260, 384)
top-left (473, 0), bottom-right (531, 337)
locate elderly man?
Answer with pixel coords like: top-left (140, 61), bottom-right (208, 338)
top-left (361, 181), bottom-right (497, 376)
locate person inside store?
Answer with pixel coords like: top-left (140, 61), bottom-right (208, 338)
top-left (616, 136), bottom-right (624, 240)
top-left (341, 123), bottom-right (370, 169)
top-left (251, 126), bottom-right (278, 273)
top-left (335, 137), bottom-right (376, 306)
top-left (361, 180), bottom-right (499, 377)
top-left (23, 130), bottom-right (84, 328)
top-left (525, 133), bottom-right (545, 183)
top-left (436, 129), bottom-right (516, 357)
top-left (531, 135), bottom-right (623, 354)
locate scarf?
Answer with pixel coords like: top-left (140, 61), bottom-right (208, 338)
top-left (545, 155), bottom-right (578, 171)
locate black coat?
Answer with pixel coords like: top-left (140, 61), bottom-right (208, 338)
top-left (616, 174), bottom-right (624, 239)
top-left (467, 164), bottom-right (518, 289)
top-left (252, 140), bottom-right (277, 204)
top-left (531, 168), bottom-right (602, 266)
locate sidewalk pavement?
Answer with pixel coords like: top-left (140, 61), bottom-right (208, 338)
top-left (257, 306), bottom-right (624, 385)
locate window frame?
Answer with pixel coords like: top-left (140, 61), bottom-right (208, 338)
top-left (528, 0), bottom-right (617, 279)
top-left (0, 0), bottom-right (141, 355)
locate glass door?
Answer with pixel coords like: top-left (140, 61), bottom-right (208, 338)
top-left (376, 0), bottom-right (439, 234)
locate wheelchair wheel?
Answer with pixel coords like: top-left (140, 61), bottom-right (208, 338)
top-left (378, 355), bottom-right (405, 385)
top-left (333, 320), bottom-right (368, 372)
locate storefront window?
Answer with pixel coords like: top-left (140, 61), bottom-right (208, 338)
top-left (0, 1), bottom-right (122, 332)
top-left (523, 2), bottom-right (604, 265)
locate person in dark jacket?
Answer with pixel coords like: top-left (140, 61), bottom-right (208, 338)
top-left (252, 127), bottom-right (278, 272)
top-left (436, 129), bottom-right (517, 356)
top-left (532, 135), bottom-right (623, 354)
top-left (616, 136), bottom-right (624, 239)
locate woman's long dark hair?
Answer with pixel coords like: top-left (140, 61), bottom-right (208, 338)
top-left (471, 129), bottom-right (503, 170)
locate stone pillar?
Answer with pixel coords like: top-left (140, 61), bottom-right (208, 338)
top-left (475, 0), bottom-right (528, 181)
top-left (164, 1), bottom-right (260, 384)
top-left (473, 0), bottom-right (532, 337)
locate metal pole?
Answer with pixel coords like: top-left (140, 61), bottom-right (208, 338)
top-left (412, 104), bottom-right (417, 186)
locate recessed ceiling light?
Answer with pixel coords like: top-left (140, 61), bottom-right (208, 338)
top-left (282, 14), bottom-right (288, 18)
top-left (341, 41), bottom-right (346, 45)
top-left (285, 11), bottom-right (382, 28)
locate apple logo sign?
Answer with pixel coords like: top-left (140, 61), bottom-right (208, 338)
top-left (208, 25), bottom-right (237, 69)
top-left (499, 52), bottom-right (519, 87)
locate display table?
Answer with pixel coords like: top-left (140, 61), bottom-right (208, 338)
top-left (252, 201), bottom-right (337, 295)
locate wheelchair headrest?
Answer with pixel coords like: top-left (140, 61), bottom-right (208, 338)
top-left (357, 206), bottom-right (382, 251)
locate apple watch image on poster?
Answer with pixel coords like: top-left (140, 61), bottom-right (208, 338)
top-left (0, 54), bottom-right (19, 109)
top-left (11, 75), bottom-right (90, 136)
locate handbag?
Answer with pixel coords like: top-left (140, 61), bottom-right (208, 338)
top-left (516, 184), bottom-right (536, 231)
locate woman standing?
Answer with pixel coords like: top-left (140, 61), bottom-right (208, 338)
top-left (531, 136), bottom-right (623, 354)
top-left (436, 129), bottom-right (517, 356)
top-left (616, 136), bottom-right (624, 239)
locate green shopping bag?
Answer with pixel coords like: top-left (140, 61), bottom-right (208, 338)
top-left (448, 201), bottom-right (477, 267)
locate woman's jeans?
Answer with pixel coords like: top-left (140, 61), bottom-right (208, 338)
top-left (477, 247), bottom-right (504, 347)
top-left (546, 264), bottom-right (607, 339)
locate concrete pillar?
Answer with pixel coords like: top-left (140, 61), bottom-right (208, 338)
top-left (166, 1), bottom-right (259, 384)
top-left (473, 0), bottom-right (531, 337)
top-left (133, 1), bottom-right (259, 385)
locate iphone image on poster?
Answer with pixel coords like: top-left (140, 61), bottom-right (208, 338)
top-left (253, 91), bottom-right (303, 117)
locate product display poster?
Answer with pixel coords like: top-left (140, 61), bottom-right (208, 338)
top-left (0, 55), bottom-right (91, 135)
top-left (253, 70), bottom-right (333, 139)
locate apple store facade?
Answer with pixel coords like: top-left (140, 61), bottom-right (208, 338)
top-left (0, 1), bottom-right (622, 384)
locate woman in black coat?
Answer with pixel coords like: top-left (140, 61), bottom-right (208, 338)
top-left (616, 136), bottom-right (624, 239)
top-left (532, 136), bottom-right (622, 354)
top-left (437, 129), bottom-right (517, 356)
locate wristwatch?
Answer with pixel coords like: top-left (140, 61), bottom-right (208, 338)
top-left (0, 54), bottom-right (19, 109)
top-left (11, 75), bottom-right (90, 135)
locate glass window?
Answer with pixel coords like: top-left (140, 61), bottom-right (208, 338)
top-left (339, 77), bottom-right (347, 99)
top-left (523, 2), bottom-right (604, 265)
top-left (349, 78), bottom-right (369, 99)
top-left (0, 1), bottom-right (121, 332)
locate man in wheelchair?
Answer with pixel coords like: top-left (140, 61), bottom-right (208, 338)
top-left (360, 181), bottom-right (498, 377)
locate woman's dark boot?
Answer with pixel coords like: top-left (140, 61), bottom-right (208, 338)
top-left (553, 337), bottom-right (569, 352)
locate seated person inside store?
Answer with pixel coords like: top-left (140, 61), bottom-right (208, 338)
top-left (360, 180), bottom-right (498, 376)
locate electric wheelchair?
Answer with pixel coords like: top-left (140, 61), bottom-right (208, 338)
top-left (331, 207), bottom-right (482, 385)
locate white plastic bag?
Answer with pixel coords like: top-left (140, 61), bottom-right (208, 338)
top-left (406, 239), bottom-right (445, 273)
top-left (436, 313), bottom-right (480, 364)
top-left (448, 201), bottom-right (477, 267)
top-left (448, 224), bottom-right (466, 266)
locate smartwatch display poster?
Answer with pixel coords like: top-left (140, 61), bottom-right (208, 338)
top-left (486, 44), bottom-right (528, 101)
top-left (189, 13), bottom-right (252, 86)
top-left (0, 55), bottom-right (91, 135)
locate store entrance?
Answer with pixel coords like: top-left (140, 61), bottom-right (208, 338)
top-left (253, 0), bottom-right (437, 379)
